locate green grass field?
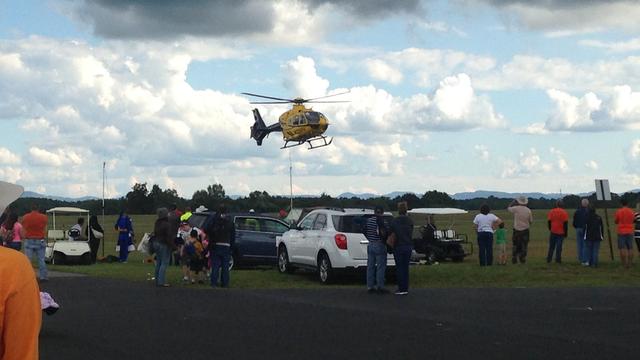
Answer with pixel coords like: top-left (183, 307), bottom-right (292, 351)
top-left (45, 210), bottom-right (640, 288)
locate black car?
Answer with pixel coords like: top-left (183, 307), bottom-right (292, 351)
top-left (188, 211), bottom-right (290, 269)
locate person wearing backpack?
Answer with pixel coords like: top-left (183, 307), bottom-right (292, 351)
top-left (584, 205), bottom-right (604, 268)
top-left (207, 205), bottom-right (235, 288)
top-left (364, 206), bottom-right (389, 294)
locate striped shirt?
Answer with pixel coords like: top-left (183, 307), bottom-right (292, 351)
top-left (364, 216), bottom-right (385, 242)
top-left (635, 212), bottom-right (640, 240)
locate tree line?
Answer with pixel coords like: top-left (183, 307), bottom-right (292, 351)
top-left (10, 183), bottom-right (640, 216)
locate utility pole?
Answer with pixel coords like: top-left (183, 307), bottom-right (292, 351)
top-left (102, 161), bottom-right (106, 258)
top-left (289, 151), bottom-right (293, 212)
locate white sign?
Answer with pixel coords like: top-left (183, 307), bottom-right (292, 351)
top-left (595, 179), bottom-right (611, 201)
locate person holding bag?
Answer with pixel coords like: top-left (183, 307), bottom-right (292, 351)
top-left (86, 215), bottom-right (104, 263)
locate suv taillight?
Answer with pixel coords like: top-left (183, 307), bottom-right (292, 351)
top-left (335, 234), bottom-right (347, 250)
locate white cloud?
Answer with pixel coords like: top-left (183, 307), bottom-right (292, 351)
top-left (541, 86), bottom-right (640, 132)
top-left (364, 48), bottom-right (496, 88)
top-left (365, 59), bottom-right (403, 85)
top-left (585, 160), bottom-right (599, 170)
top-left (500, 148), bottom-right (560, 178)
top-left (626, 139), bottom-right (640, 172)
top-left (474, 145), bottom-right (490, 162)
top-left (580, 38), bottom-right (640, 53)
top-left (472, 1), bottom-right (640, 33)
top-left (282, 56), bottom-right (330, 98)
top-left (0, 148), bottom-right (21, 165)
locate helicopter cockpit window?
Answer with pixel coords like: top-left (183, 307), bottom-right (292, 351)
top-left (292, 114), bottom-right (306, 126)
top-left (305, 112), bottom-right (321, 124)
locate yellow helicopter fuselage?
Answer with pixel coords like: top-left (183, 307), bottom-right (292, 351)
top-left (278, 104), bottom-right (329, 142)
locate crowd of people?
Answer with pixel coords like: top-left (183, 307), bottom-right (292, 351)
top-left (151, 204), bottom-right (234, 288)
top-left (469, 197), bottom-right (640, 269)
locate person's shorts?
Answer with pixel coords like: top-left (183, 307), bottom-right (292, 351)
top-left (189, 258), bottom-right (204, 272)
top-left (495, 243), bottom-right (506, 254)
top-left (617, 234), bottom-right (634, 250)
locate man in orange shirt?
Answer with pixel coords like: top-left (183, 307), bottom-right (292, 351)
top-left (21, 203), bottom-right (48, 281)
top-left (547, 200), bottom-right (569, 264)
top-left (615, 199), bottom-right (635, 269)
top-left (0, 245), bottom-right (41, 360)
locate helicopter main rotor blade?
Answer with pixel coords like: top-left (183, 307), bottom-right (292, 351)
top-left (304, 90), bottom-right (350, 102)
top-left (306, 100), bottom-right (351, 103)
top-left (249, 101), bottom-right (292, 104)
top-left (242, 92), bottom-right (295, 103)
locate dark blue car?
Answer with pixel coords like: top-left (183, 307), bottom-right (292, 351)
top-left (188, 212), bottom-right (290, 269)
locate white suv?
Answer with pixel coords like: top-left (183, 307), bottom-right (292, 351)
top-left (276, 208), bottom-right (395, 283)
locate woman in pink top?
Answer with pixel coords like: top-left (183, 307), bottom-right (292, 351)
top-left (2, 211), bottom-right (24, 251)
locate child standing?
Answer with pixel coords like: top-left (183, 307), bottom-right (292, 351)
top-left (495, 223), bottom-right (507, 265)
top-left (185, 229), bottom-right (205, 284)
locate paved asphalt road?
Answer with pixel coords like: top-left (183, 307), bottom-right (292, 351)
top-left (39, 276), bottom-right (640, 360)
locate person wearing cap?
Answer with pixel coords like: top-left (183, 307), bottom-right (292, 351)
top-left (573, 198), bottom-right (590, 265)
top-left (507, 196), bottom-right (533, 264)
top-left (547, 200), bottom-right (569, 264)
top-left (364, 206), bottom-right (390, 294)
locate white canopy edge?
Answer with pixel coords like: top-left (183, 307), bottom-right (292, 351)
top-left (408, 208), bottom-right (468, 215)
top-left (46, 207), bottom-right (90, 214)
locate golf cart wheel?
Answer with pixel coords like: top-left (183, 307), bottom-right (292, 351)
top-left (81, 253), bottom-right (92, 265)
top-left (317, 252), bottom-right (333, 284)
top-left (52, 252), bottom-right (65, 265)
top-left (425, 252), bottom-right (437, 265)
top-left (277, 246), bottom-right (294, 274)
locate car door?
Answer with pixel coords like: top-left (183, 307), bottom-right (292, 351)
top-left (233, 216), bottom-right (262, 263)
top-left (288, 213), bottom-right (316, 263)
top-left (299, 213), bottom-right (327, 265)
top-left (255, 218), bottom-right (289, 262)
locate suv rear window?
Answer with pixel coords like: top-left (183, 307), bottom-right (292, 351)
top-left (332, 215), bottom-right (393, 233)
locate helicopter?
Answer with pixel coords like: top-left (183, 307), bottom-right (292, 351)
top-left (242, 91), bottom-right (349, 150)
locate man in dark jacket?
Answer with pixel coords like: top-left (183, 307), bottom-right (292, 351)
top-left (390, 201), bottom-right (413, 295)
top-left (208, 205), bottom-right (235, 288)
top-left (584, 206), bottom-right (604, 267)
top-left (573, 198), bottom-right (590, 265)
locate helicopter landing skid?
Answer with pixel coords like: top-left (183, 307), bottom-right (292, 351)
top-left (281, 136), bottom-right (333, 150)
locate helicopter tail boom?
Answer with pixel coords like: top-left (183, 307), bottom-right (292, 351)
top-left (250, 109), bottom-right (281, 146)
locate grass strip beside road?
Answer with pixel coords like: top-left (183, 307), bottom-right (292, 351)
top-left (48, 256), bottom-right (640, 289)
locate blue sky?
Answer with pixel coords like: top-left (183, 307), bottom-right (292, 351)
top-left (1, 0), bottom-right (640, 198)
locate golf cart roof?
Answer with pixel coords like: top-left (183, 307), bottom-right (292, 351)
top-left (46, 207), bottom-right (90, 214)
top-left (408, 208), bottom-right (468, 215)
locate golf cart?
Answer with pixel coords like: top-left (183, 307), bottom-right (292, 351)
top-left (409, 208), bottom-right (473, 264)
top-left (45, 207), bottom-right (92, 265)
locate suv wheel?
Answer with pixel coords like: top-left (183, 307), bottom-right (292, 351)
top-left (317, 253), bottom-right (333, 284)
top-left (278, 246), bottom-right (294, 274)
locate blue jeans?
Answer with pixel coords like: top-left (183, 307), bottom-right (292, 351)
top-left (154, 242), bottom-right (171, 285)
top-left (366, 241), bottom-right (387, 290)
top-left (24, 239), bottom-right (47, 280)
top-left (393, 244), bottom-right (412, 292)
top-left (585, 241), bottom-right (600, 267)
top-left (211, 244), bottom-right (231, 288)
top-left (547, 234), bottom-right (565, 263)
top-left (118, 235), bottom-right (130, 262)
top-left (576, 227), bottom-right (586, 263)
top-left (477, 232), bottom-right (493, 266)
top-left (6, 241), bottom-right (22, 251)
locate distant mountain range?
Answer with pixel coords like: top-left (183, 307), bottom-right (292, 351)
top-left (337, 189), bottom-right (640, 200)
top-left (21, 191), bottom-right (99, 202)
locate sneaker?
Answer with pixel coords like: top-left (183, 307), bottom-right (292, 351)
top-left (581, 262), bottom-right (589, 266)
top-left (394, 291), bottom-right (408, 295)
top-left (182, 276), bottom-right (189, 282)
